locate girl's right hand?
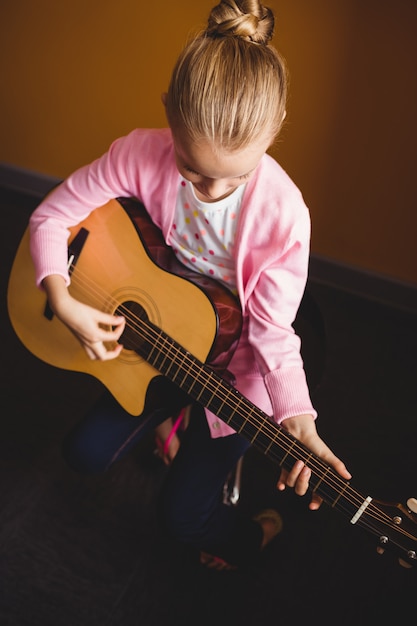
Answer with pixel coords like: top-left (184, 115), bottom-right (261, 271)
top-left (42, 274), bottom-right (126, 361)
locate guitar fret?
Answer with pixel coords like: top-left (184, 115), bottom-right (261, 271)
top-left (232, 412), bottom-right (261, 443)
top-left (264, 431), bottom-right (279, 455)
top-left (280, 440), bottom-right (295, 468)
top-left (171, 364), bottom-right (187, 386)
top-left (157, 337), bottom-right (171, 371)
top-left (165, 344), bottom-right (188, 380)
top-left (254, 429), bottom-right (275, 451)
top-left (146, 339), bottom-right (158, 364)
top-left (205, 384), bottom-right (228, 417)
top-left (247, 416), bottom-right (263, 444)
top-left (186, 373), bottom-right (199, 395)
top-left (332, 481), bottom-right (349, 508)
top-left (312, 465), bottom-right (330, 493)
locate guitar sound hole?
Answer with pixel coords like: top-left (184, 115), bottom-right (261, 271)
top-left (115, 300), bottom-right (149, 352)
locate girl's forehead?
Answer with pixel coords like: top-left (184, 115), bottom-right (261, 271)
top-left (172, 128), bottom-right (272, 179)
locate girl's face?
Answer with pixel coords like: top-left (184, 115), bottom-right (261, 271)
top-left (171, 124), bottom-right (273, 203)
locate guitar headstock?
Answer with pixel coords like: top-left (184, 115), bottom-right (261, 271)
top-left (369, 497), bottom-right (417, 568)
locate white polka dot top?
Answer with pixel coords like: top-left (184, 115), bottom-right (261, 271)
top-left (170, 179), bottom-right (246, 294)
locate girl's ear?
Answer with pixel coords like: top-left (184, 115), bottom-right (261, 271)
top-left (161, 92), bottom-right (168, 107)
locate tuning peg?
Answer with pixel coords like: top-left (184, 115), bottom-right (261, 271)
top-left (407, 498), bottom-right (417, 514)
top-left (376, 546), bottom-right (414, 568)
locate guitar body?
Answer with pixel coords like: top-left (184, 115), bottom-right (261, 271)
top-left (7, 197), bottom-right (242, 416)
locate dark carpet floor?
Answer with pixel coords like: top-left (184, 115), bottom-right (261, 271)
top-left (1, 187), bottom-right (416, 626)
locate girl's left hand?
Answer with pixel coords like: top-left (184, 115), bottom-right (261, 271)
top-left (276, 414), bottom-right (352, 510)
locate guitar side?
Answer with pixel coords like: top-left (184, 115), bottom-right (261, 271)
top-left (7, 198), bottom-right (241, 416)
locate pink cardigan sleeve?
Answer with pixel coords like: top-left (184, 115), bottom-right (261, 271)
top-left (29, 129), bottom-right (176, 288)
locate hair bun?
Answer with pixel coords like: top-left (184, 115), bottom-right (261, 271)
top-left (207, 0), bottom-right (274, 45)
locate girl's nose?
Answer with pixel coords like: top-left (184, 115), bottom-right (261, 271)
top-left (203, 178), bottom-right (231, 199)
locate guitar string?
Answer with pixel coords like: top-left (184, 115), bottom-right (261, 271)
top-left (66, 266), bottom-right (416, 544)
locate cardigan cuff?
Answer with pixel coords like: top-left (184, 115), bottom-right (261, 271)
top-left (264, 367), bottom-right (317, 423)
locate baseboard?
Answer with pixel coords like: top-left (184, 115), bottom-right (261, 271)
top-left (0, 162), bottom-right (61, 198)
top-left (1, 162), bottom-right (416, 315)
top-left (308, 255), bottom-right (416, 315)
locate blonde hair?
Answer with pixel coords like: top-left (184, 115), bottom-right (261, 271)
top-left (166, 0), bottom-right (288, 150)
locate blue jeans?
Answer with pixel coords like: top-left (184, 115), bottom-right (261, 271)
top-left (63, 392), bottom-right (263, 566)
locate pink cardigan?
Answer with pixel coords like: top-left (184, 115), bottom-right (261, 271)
top-left (29, 128), bottom-right (317, 436)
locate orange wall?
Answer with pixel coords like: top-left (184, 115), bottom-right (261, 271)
top-left (1, 0), bottom-right (416, 284)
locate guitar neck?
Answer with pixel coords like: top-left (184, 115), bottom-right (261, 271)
top-left (136, 314), bottom-right (359, 516)
top-left (123, 301), bottom-right (417, 567)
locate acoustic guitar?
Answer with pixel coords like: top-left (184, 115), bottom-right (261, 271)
top-left (7, 197), bottom-right (417, 568)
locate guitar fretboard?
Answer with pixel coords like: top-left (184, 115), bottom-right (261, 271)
top-left (129, 310), bottom-right (363, 519)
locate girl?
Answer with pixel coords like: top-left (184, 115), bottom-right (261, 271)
top-left (29, 0), bottom-right (350, 568)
